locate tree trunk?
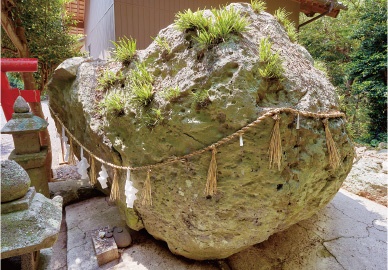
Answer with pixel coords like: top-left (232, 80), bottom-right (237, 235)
top-left (2, 0), bottom-right (53, 181)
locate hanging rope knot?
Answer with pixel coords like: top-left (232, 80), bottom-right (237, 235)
top-left (205, 147), bottom-right (218, 197)
top-left (141, 169), bottom-right (152, 206)
top-left (323, 118), bottom-right (341, 169)
top-left (269, 113), bottom-right (282, 171)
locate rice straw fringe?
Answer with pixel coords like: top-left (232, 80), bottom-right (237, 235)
top-left (323, 118), bottom-right (341, 169)
top-left (89, 157), bottom-right (97, 185)
top-left (205, 147), bottom-right (218, 197)
top-left (110, 168), bottom-right (120, 201)
top-left (68, 138), bottom-right (76, 165)
top-left (141, 170), bottom-right (152, 206)
top-left (268, 114), bottom-right (282, 171)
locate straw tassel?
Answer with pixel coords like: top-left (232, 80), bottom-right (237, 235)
top-left (268, 114), bottom-right (282, 171)
top-left (68, 138), bottom-right (76, 165)
top-left (141, 170), bottom-right (152, 206)
top-left (323, 118), bottom-right (341, 169)
top-left (205, 147), bottom-right (218, 197)
top-left (110, 168), bottom-right (120, 201)
top-left (89, 157), bottom-right (97, 185)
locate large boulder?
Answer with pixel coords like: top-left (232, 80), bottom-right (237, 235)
top-left (48, 3), bottom-right (354, 260)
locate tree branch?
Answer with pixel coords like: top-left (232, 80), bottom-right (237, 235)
top-left (1, 46), bottom-right (17, 54)
top-left (1, 0), bottom-right (25, 52)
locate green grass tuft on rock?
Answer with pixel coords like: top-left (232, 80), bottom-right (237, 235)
top-left (111, 36), bottom-right (137, 66)
top-left (274, 8), bottom-right (298, 43)
top-left (258, 36), bottom-right (284, 80)
top-left (251, 0), bottom-right (267, 14)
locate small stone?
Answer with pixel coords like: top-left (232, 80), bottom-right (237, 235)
top-left (1, 160), bottom-right (31, 202)
top-left (99, 232), bottom-right (105, 238)
top-left (13, 96), bottom-right (30, 113)
top-left (113, 226), bottom-right (132, 248)
top-left (378, 142), bottom-right (387, 150)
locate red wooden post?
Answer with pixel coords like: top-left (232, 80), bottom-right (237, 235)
top-left (1, 58), bottom-right (41, 121)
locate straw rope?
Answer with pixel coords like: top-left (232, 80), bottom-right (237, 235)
top-left (49, 105), bottom-right (345, 172)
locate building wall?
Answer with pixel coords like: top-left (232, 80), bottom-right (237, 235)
top-left (114, 0), bottom-right (300, 50)
top-left (85, 0), bottom-right (115, 59)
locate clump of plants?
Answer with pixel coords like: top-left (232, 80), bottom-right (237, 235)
top-left (143, 108), bottom-right (164, 128)
top-left (99, 90), bottom-right (127, 116)
top-left (151, 35), bottom-right (172, 54)
top-left (111, 36), bottom-right (137, 66)
top-left (98, 70), bottom-right (125, 90)
top-left (274, 8), bottom-right (298, 42)
top-left (258, 36), bottom-right (284, 80)
top-left (175, 6), bottom-right (250, 50)
top-left (130, 61), bottom-right (154, 106)
top-left (251, 0), bottom-right (267, 13)
top-left (191, 88), bottom-right (210, 110)
top-left (175, 8), bottom-right (210, 32)
top-left (163, 85), bottom-right (181, 102)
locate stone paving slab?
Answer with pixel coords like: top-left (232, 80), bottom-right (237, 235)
top-left (228, 189), bottom-right (387, 270)
top-left (65, 197), bottom-right (219, 270)
top-left (65, 190), bottom-right (387, 270)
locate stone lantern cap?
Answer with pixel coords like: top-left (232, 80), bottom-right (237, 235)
top-left (1, 96), bottom-right (48, 135)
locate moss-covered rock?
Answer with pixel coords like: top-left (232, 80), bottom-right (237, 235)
top-left (48, 3), bottom-right (354, 260)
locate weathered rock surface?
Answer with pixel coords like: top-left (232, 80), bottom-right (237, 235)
top-left (48, 3), bottom-right (354, 259)
top-left (342, 147), bottom-right (387, 206)
top-left (1, 160), bottom-right (31, 202)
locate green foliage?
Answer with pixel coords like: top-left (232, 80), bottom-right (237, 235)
top-left (130, 61), bottom-right (154, 106)
top-left (143, 109), bottom-right (164, 128)
top-left (346, 0), bottom-right (387, 140)
top-left (6, 73), bottom-right (24, 90)
top-left (111, 36), bottom-right (137, 66)
top-left (174, 9), bottom-right (210, 32)
top-left (98, 70), bottom-right (125, 90)
top-left (314, 60), bottom-right (329, 77)
top-left (1, 0), bottom-right (82, 91)
top-left (176, 6), bottom-right (249, 50)
top-left (151, 35), bottom-right (171, 54)
top-left (210, 7), bottom-right (250, 42)
top-left (191, 89), bottom-right (210, 109)
top-left (99, 90), bottom-right (127, 116)
top-left (258, 37), bottom-right (284, 79)
top-left (251, 0), bottom-right (267, 13)
top-left (274, 8), bottom-right (298, 42)
top-left (163, 85), bottom-right (181, 101)
top-left (299, 0), bottom-right (387, 144)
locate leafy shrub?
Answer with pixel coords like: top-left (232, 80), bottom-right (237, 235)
top-left (175, 9), bottom-right (210, 32)
top-left (111, 36), bottom-right (137, 66)
top-left (143, 109), bottom-right (164, 128)
top-left (98, 70), bottom-right (125, 90)
top-left (163, 85), bottom-right (181, 101)
top-left (130, 61), bottom-right (154, 106)
top-left (211, 7), bottom-right (249, 42)
top-left (151, 35), bottom-right (172, 54)
top-left (99, 90), bottom-right (127, 116)
top-left (274, 8), bottom-right (298, 42)
top-left (258, 37), bottom-right (284, 79)
top-left (251, 0), bottom-right (267, 13)
top-left (191, 89), bottom-right (210, 109)
top-left (176, 6), bottom-right (250, 50)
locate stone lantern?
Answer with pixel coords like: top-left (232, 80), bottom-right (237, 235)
top-left (0, 160), bottom-right (62, 270)
top-left (1, 96), bottom-right (49, 197)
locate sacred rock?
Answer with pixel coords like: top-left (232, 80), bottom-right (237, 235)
top-left (48, 3), bottom-right (354, 260)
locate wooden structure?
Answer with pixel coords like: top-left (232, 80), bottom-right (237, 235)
top-left (65, 0), bottom-right (346, 59)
